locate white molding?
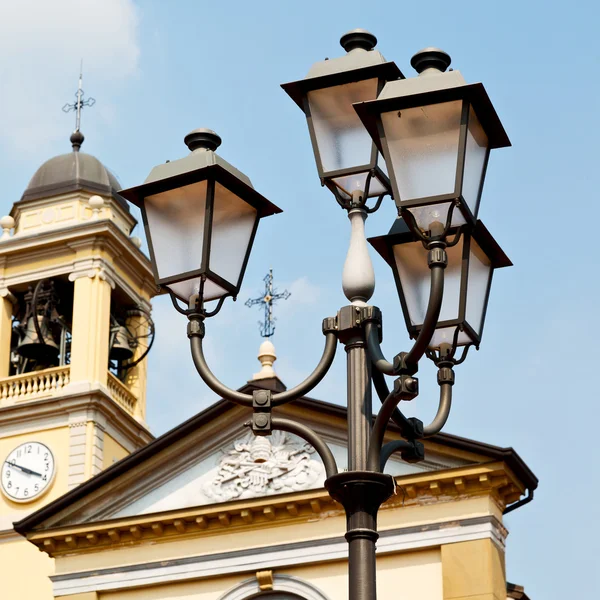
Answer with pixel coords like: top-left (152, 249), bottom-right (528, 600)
top-left (0, 220), bottom-right (155, 307)
top-left (219, 574), bottom-right (331, 600)
top-left (50, 516), bottom-right (505, 596)
top-left (0, 388), bottom-right (153, 454)
top-left (0, 528), bottom-right (21, 544)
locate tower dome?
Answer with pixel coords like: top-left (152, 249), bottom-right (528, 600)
top-left (20, 132), bottom-right (128, 211)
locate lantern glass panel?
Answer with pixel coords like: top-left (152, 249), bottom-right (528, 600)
top-left (144, 180), bottom-right (208, 284)
top-left (405, 201), bottom-right (467, 233)
top-left (331, 170), bottom-right (387, 200)
top-left (428, 326), bottom-right (471, 349)
top-left (465, 237), bottom-right (492, 336)
top-left (381, 100), bottom-right (462, 202)
top-left (393, 236), bottom-right (463, 326)
top-left (209, 182), bottom-right (258, 288)
top-left (308, 78), bottom-right (378, 180)
top-left (168, 278), bottom-right (228, 304)
top-left (462, 106), bottom-right (489, 216)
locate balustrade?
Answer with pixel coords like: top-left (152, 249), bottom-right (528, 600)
top-left (0, 366), bottom-right (70, 402)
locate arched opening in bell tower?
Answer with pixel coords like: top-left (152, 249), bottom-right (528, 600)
top-left (9, 277), bottom-right (74, 376)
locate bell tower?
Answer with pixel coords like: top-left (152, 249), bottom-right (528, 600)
top-left (0, 127), bottom-right (157, 598)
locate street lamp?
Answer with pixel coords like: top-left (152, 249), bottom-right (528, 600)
top-left (120, 31), bottom-right (511, 600)
top-left (369, 218), bottom-right (512, 351)
top-left (281, 29), bottom-right (402, 209)
top-left (119, 129), bottom-right (281, 313)
top-left (354, 47), bottom-right (510, 231)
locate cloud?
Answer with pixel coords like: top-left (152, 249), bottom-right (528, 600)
top-left (0, 0), bottom-right (140, 155)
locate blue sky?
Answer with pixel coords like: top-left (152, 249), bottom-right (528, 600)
top-left (1, 1), bottom-right (599, 597)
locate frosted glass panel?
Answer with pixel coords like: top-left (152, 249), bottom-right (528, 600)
top-left (331, 171), bottom-right (387, 200)
top-left (462, 106), bottom-right (488, 216)
top-left (382, 100), bottom-right (462, 203)
top-left (209, 183), bottom-right (257, 288)
top-left (428, 326), bottom-right (472, 350)
top-left (408, 201), bottom-right (466, 232)
top-left (393, 241), bottom-right (429, 325)
top-left (145, 180), bottom-right (207, 283)
top-left (465, 238), bottom-right (492, 336)
top-left (167, 278), bottom-right (228, 303)
top-left (393, 237), bottom-right (463, 327)
top-left (308, 78), bottom-right (378, 175)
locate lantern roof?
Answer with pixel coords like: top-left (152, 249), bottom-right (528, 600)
top-left (281, 29), bottom-right (403, 110)
top-left (354, 68), bottom-right (511, 152)
top-left (119, 129), bottom-right (282, 218)
top-left (368, 218), bottom-right (512, 270)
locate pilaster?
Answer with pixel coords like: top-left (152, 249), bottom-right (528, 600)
top-left (0, 293), bottom-right (14, 378)
top-left (124, 312), bottom-right (148, 423)
top-left (68, 418), bottom-right (87, 490)
top-left (441, 538), bottom-right (506, 600)
top-left (69, 271), bottom-right (112, 387)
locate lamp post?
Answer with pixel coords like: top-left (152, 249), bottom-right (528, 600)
top-left (120, 30), bottom-right (511, 600)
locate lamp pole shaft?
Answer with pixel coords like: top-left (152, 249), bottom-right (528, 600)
top-left (345, 331), bottom-right (377, 600)
top-left (346, 335), bottom-right (372, 471)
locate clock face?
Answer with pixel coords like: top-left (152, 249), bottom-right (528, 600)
top-left (1, 442), bottom-right (56, 503)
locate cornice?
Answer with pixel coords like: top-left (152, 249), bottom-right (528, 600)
top-left (0, 220), bottom-right (156, 304)
top-left (48, 515), bottom-right (507, 596)
top-left (0, 384), bottom-right (153, 449)
top-left (22, 460), bottom-right (520, 557)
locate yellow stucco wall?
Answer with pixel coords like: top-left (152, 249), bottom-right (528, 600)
top-left (103, 434), bottom-right (129, 470)
top-left (441, 539), bottom-right (506, 600)
top-left (0, 535), bottom-right (54, 599)
top-left (93, 550), bottom-right (442, 600)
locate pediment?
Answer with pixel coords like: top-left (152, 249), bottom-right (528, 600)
top-left (16, 396), bottom-right (492, 534)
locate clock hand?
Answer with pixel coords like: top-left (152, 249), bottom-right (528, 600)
top-left (4, 462), bottom-right (42, 477)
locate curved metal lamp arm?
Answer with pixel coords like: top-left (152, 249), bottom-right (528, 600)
top-left (365, 261), bottom-right (445, 377)
top-left (379, 440), bottom-right (412, 470)
top-left (372, 367), bottom-right (414, 434)
top-left (367, 366), bottom-right (453, 471)
top-left (422, 381), bottom-right (452, 437)
top-left (402, 263), bottom-right (445, 369)
top-left (189, 333), bottom-right (254, 407)
top-left (367, 387), bottom-right (411, 472)
top-left (271, 332), bottom-right (337, 406)
top-left (267, 417), bottom-right (339, 478)
top-left (365, 322), bottom-right (395, 375)
top-left (188, 314), bottom-right (337, 408)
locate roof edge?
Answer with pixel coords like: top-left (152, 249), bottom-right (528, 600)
top-left (14, 395), bottom-right (537, 535)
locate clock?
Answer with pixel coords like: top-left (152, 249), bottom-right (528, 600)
top-left (1, 441), bottom-right (56, 503)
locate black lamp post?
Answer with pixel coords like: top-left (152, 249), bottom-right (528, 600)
top-left (120, 32), bottom-right (512, 600)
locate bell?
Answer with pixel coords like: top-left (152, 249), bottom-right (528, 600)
top-left (17, 317), bottom-right (60, 361)
top-left (110, 325), bottom-right (135, 361)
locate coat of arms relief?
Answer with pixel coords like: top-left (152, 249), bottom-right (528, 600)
top-left (202, 431), bottom-right (325, 502)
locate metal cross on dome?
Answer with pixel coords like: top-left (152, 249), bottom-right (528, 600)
top-left (62, 61), bottom-right (95, 132)
top-left (245, 269), bottom-right (290, 338)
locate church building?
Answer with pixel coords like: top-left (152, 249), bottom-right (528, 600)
top-left (0, 126), bottom-right (536, 600)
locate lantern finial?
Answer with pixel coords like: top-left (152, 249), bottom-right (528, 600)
top-left (184, 128), bottom-right (222, 152)
top-left (410, 48), bottom-right (451, 74)
top-left (340, 29), bottom-right (377, 53)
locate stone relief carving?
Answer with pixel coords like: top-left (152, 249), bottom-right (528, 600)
top-left (202, 431), bottom-right (325, 502)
